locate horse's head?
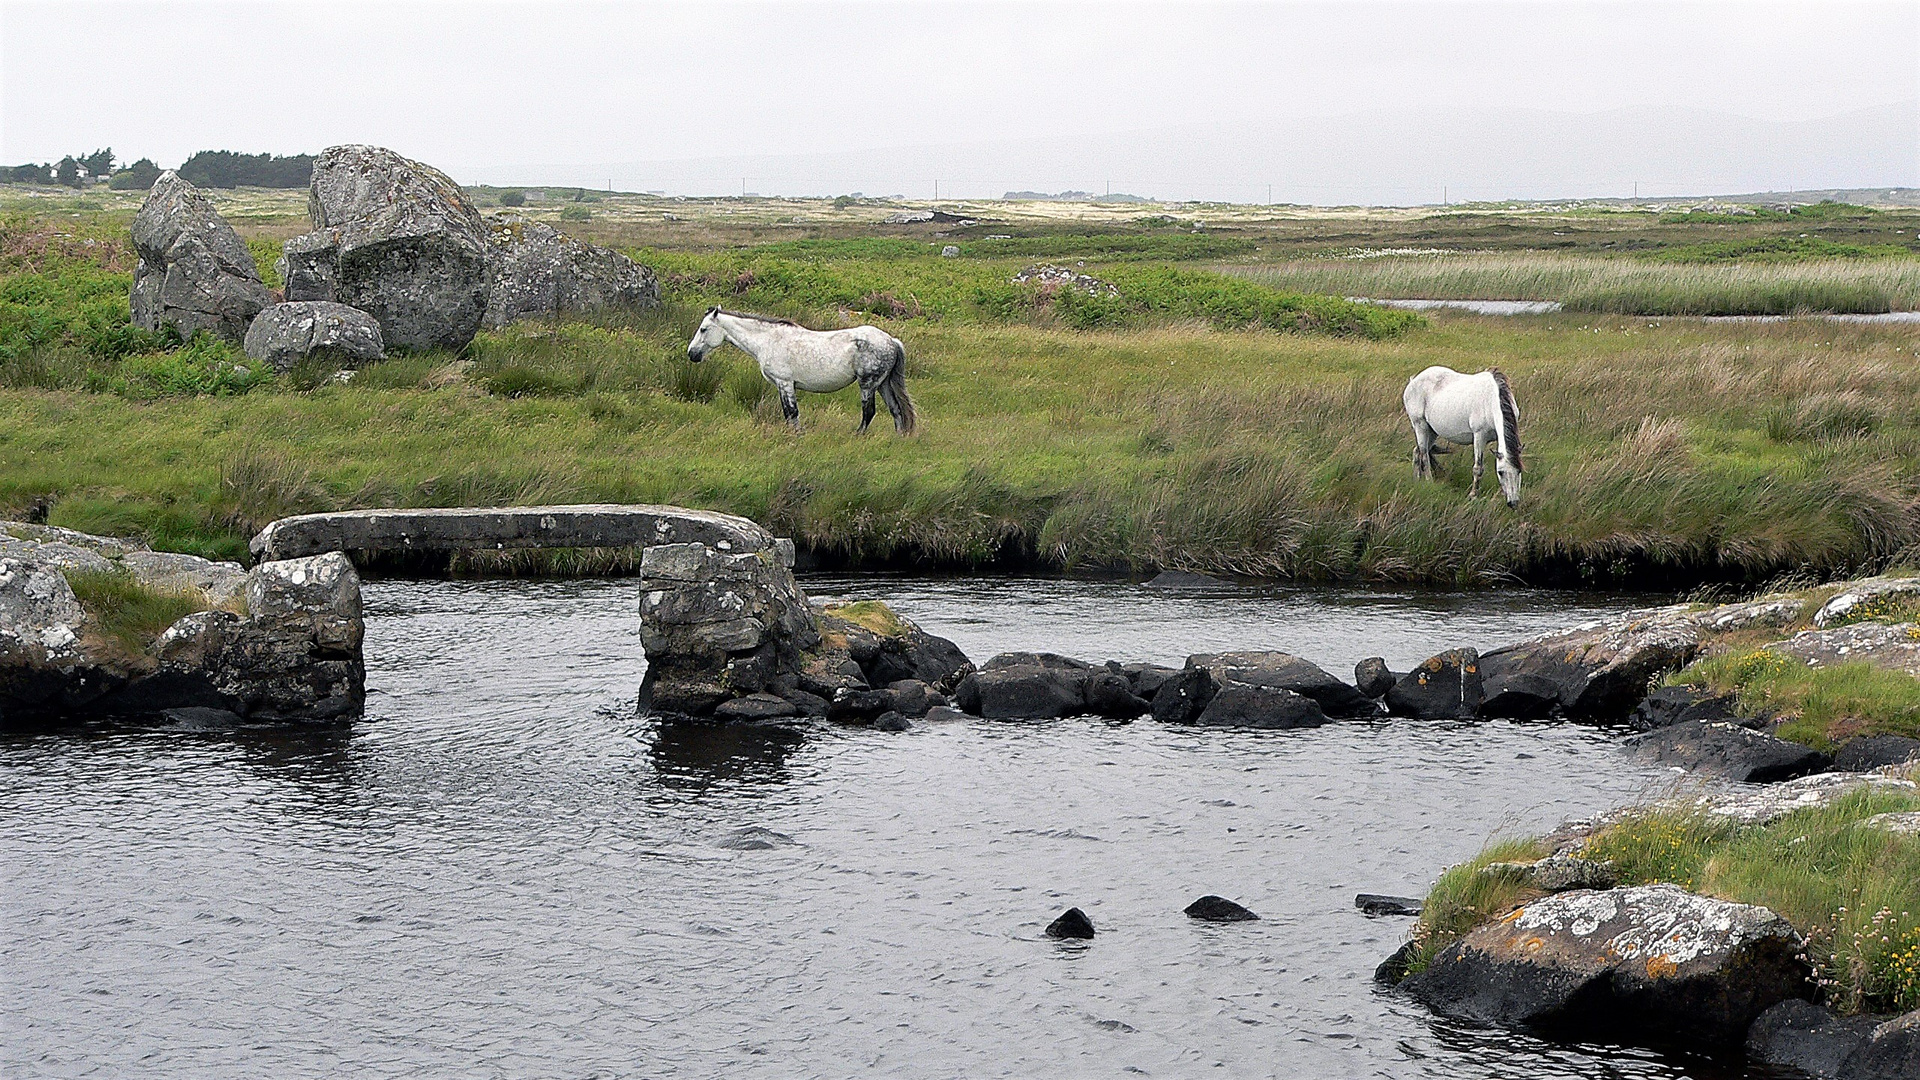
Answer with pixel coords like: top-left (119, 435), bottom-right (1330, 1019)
top-left (687, 306), bottom-right (725, 362)
top-left (1496, 455), bottom-right (1522, 508)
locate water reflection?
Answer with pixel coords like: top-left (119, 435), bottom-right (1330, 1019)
top-left (647, 718), bottom-right (807, 788)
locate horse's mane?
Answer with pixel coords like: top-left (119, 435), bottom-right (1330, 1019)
top-left (1488, 368), bottom-right (1522, 471)
top-left (716, 308), bottom-right (802, 327)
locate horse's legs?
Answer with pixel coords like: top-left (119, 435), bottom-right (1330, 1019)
top-left (1411, 419), bottom-right (1435, 479)
top-left (858, 387), bottom-right (876, 434)
top-left (1470, 430), bottom-right (1489, 496)
top-left (778, 383), bottom-right (800, 431)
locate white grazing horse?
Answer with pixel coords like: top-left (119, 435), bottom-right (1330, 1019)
top-left (1403, 366), bottom-right (1523, 507)
top-left (685, 307), bottom-right (916, 434)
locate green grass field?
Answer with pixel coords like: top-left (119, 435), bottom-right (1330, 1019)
top-left (3, 195), bottom-right (1919, 585)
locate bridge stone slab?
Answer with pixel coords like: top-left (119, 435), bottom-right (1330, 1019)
top-left (250, 505), bottom-right (779, 563)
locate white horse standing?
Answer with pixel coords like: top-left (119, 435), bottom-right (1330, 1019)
top-left (1403, 366), bottom-right (1524, 507)
top-left (685, 307), bottom-right (916, 434)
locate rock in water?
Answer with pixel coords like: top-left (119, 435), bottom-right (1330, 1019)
top-left (483, 219), bottom-right (660, 328)
top-left (130, 171), bottom-right (272, 343)
top-left (871, 711), bottom-right (912, 732)
top-left (636, 542), bottom-right (819, 718)
top-left (1627, 685), bottom-right (1743, 732)
top-left (1194, 683), bottom-right (1330, 729)
top-left (954, 665), bottom-right (1084, 719)
top-left (243, 301), bottom-right (385, 372)
top-left (1187, 651), bottom-right (1378, 718)
top-left (1399, 884), bottom-right (1813, 1049)
top-left (1478, 614), bottom-right (1698, 720)
top-left (1184, 895), bottom-right (1258, 922)
top-left (1841, 1008), bottom-right (1920, 1079)
top-left (1083, 672), bottom-right (1150, 718)
top-left (1626, 719), bottom-right (1832, 782)
top-left (1045, 907), bottom-right (1095, 939)
top-left (1354, 657), bottom-right (1397, 699)
top-left (1150, 666), bottom-right (1217, 724)
top-left (1747, 999), bottom-right (1882, 1079)
top-left (1385, 648), bottom-right (1483, 720)
top-left (1356, 894), bottom-right (1423, 917)
top-left (281, 145), bottom-right (491, 350)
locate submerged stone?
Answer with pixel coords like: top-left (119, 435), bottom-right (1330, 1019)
top-left (1184, 895), bottom-right (1259, 922)
top-left (1045, 907), bottom-right (1095, 939)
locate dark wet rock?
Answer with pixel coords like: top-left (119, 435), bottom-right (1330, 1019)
top-left (872, 710), bottom-right (911, 732)
top-left (1120, 662), bottom-right (1181, 699)
top-left (1194, 683), bottom-right (1330, 729)
top-left (1375, 939), bottom-right (1419, 984)
top-left (637, 542), bottom-right (819, 719)
top-left (1184, 895), bottom-right (1258, 922)
top-left (243, 300), bottom-right (384, 372)
top-left (779, 688), bottom-right (830, 718)
top-left (1834, 734), bottom-right (1920, 772)
top-left (827, 688), bottom-right (893, 724)
top-left (130, 172), bottom-right (272, 343)
top-left (1045, 907), bottom-right (1095, 939)
top-left (985, 651), bottom-right (1092, 674)
top-left (1356, 894), bottom-right (1423, 917)
top-left (1084, 672), bottom-right (1150, 718)
top-left (158, 706), bottom-right (246, 728)
top-left (483, 218), bottom-right (659, 328)
top-left (1385, 648), bottom-right (1482, 720)
top-left (921, 705), bottom-right (970, 723)
top-left (1144, 569), bottom-right (1224, 589)
top-left (1479, 614), bottom-right (1699, 720)
top-left (1400, 884), bottom-right (1813, 1049)
top-left (815, 602), bottom-right (973, 693)
top-left (954, 665), bottom-right (1084, 719)
top-left (1189, 651), bottom-right (1377, 719)
top-left (280, 145), bottom-right (491, 350)
top-left (1841, 1008), bottom-right (1920, 1079)
top-left (1354, 657), bottom-right (1398, 699)
top-left (713, 692), bottom-right (797, 721)
top-left (1628, 685), bottom-right (1743, 732)
top-left (1150, 666), bottom-right (1217, 724)
top-left (883, 678), bottom-right (938, 718)
top-left (1747, 999), bottom-right (1882, 1079)
top-left (1627, 719), bottom-right (1832, 782)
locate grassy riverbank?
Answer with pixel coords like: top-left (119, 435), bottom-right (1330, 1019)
top-left (3, 197), bottom-right (1919, 582)
top-left (1410, 785), bottom-right (1920, 1015)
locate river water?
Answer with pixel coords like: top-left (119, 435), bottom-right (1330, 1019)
top-left (4, 575), bottom-right (1748, 1079)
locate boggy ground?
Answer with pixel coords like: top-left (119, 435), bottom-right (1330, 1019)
top-left (1, 193), bottom-right (1918, 586)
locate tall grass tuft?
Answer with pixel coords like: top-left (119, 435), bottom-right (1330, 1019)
top-left (64, 567), bottom-right (207, 656)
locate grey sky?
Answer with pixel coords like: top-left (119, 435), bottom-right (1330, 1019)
top-left (3, 0), bottom-right (1915, 203)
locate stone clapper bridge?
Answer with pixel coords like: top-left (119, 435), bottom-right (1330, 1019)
top-left (250, 504), bottom-right (914, 723)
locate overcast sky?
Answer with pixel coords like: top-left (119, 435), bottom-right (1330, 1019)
top-left (3, 0), bottom-right (1915, 203)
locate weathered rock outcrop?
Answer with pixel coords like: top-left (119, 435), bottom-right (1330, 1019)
top-left (1694, 771), bottom-right (1919, 827)
top-left (0, 523), bottom-right (364, 725)
top-left (483, 219), bottom-right (659, 328)
top-left (280, 145), bottom-right (491, 350)
top-left (1479, 612), bottom-right (1698, 720)
top-left (1813, 575), bottom-right (1920, 627)
top-left (1747, 999), bottom-right (1886, 1079)
top-left (252, 504), bottom-right (776, 562)
top-left (130, 171), bottom-right (272, 343)
top-left (636, 543), bottom-right (818, 718)
top-left (1626, 719), bottom-right (1832, 782)
top-left (1841, 1008), bottom-right (1920, 1079)
top-left (1399, 884), bottom-right (1813, 1049)
top-left (813, 602), bottom-right (973, 693)
top-left (1774, 621), bottom-right (1920, 678)
top-left (243, 301), bottom-right (385, 372)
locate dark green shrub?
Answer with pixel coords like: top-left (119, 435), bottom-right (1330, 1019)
top-left (499, 189), bottom-right (526, 207)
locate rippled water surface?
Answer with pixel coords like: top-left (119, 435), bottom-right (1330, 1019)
top-left (5, 575), bottom-right (1745, 1078)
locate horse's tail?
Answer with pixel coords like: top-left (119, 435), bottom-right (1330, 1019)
top-left (879, 341), bottom-right (916, 434)
top-left (1489, 368), bottom-right (1522, 470)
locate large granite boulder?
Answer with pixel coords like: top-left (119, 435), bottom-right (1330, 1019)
top-left (0, 524), bottom-right (365, 725)
top-left (1399, 884), bottom-right (1813, 1049)
top-left (1385, 648), bottom-right (1483, 720)
top-left (130, 171), bottom-right (272, 343)
top-left (1187, 651), bottom-right (1377, 718)
top-left (280, 145), bottom-right (490, 350)
top-left (955, 654), bottom-right (1089, 719)
top-left (637, 542), bottom-right (818, 718)
top-left (243, 301), bottom-right (385, 372)
top-left (1193, 682), bottom-right (1329, 728)
top-left (1479, 612), bottom-right (1698, 720)
top-left (814, 601), bottom-right (973, 693)
top-left (483, 219), bottom-right (659, 328)
top-left (1626, 719), bottom-right (1832, 782)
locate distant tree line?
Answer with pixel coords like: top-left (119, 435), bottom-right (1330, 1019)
top-left (0, 149), bottom-right (315, 191)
